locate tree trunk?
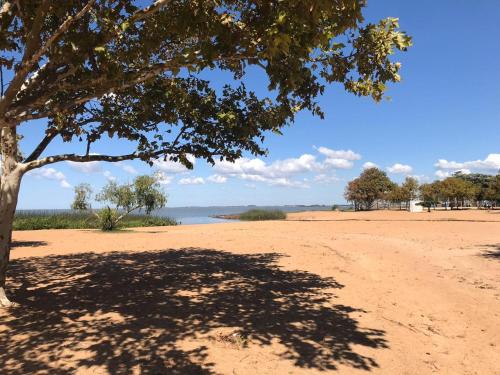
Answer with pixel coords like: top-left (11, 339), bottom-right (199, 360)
top-left (0, 126), bottom-right (23, 307)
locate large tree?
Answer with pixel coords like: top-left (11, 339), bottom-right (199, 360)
top-left (344, 167), bottom-right (394, 211)
top-left (0, 0), bottom-right (411, 306)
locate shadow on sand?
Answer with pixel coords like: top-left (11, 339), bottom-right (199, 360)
top-left (1, 248), bottom-right (387, 374)
top-left (10, 240), bottom-right (48, 248)
top-left (480, 244), bottom-right (500, 259)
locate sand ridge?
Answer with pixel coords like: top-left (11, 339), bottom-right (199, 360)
top-left (1, 210), bottom-right (499, 374)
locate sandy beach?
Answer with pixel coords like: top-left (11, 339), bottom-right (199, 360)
top-left (1, 210), bottom-right (499, 374)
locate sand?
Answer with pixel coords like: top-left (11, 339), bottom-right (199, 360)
top-left (1, 210), bottom-right (499, 374)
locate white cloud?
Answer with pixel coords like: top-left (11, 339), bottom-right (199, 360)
top-left (154, 171), bottom-right (173, 186)
top-left (207, 174), bottom-right (227, 184)
top-left (29, 167), bottom-right (72, 189)
top-left (315, 147), bottom-right (361, 161)
top-left (324, 158), bottom-right (353, 169)
top-left (434, 154), bottom-right (500, 172)
top-left (410, 174), bottom-right (431, 183)
top-left (120, 163), bottom-right (138, 175)
top-left (153, 155), bottom-right (195, 174)
top-left (435, 170), bottom-right (450, 179)
top-left (313, 174), bottom-right (339, 183)
top-left (103, 170), bottom-right (117, 182)
top-left (67, 160), bottom-right (101, 173)
top-left (387, 163), bottom-right (413, 175)
top-left (363, 161), bottom-right (379, 169)
top-left (213, 155), bottom-right (321, 187)
top-left (179, 176), bottom-right (205, 185)
top-left (435, 168), bottom-right (471, 180)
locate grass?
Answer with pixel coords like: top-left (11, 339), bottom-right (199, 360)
top-left (238, 209), bottom-right (287, 221)
top-left (13, 210), bottom-right (177, 231)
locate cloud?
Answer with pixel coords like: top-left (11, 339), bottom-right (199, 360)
top-left (120, 163), bottom-right (138, 175)
top-left (324, 158), bottom-right (353, 169)
top-left (313, 174), bottom-right (339, 184)
top-left (207, 174), bottom-right (227, 184)
top-left (179, 176), bottom-right (205, 185)
top-left (29, 167), bottom-right (72, 188)
top-left (67, 160), bottom-right (101, 173)
top-left (434, 154), bottom-right (500, 172)
top-left (103, 170), bottom-right (117, 182)
top-left (435, 168), bottom-right (471, 180)
top-left (387, 163), bottom-right (413, 175)
top-left (410, 174), bottom-right (431, 183)
top-left (154, 171), bottom-right (174, 186)
top-left (435, 170), bottom-right (450, 179)
top-left (153, 155), bottom-right (195, 174)
top-left (315, 147), bottom-right (361, 161)
top-left (363, 161), bottom-right (379, 169)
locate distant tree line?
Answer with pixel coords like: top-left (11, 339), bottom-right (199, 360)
top-left (345, 168), bottom-right (500, 211)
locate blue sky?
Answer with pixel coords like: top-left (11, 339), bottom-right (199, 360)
top-left (17, 0), bottom-right (500, 208)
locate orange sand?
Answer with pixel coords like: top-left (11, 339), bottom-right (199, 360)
top-left (1, 210), bottom-right (499, 374)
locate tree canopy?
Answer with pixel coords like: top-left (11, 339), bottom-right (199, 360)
top-left (344, 167), bottom-right (393, 210)
top-left (1, 0), bottom-right (411, 170)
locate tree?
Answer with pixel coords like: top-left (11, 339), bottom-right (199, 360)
top-left (453, 172), bottom-right (495, 206)
top-left (401, 176), bottom-right (419, 209)
top-left (419, 181), bottom-right (440, 212)
top-left (438, 177), bottom-right (477, 210)
top-left (95, 175), bottom-right (167, 230)
top-left (344, 168), bottom-right (394, 211)
top-left (71, 183), bottom-right (93, 210)
top-left (387, 183), bottom-right (405, 210)
top-left (485, 175), bottom-right (500, 206)
top-left (0, 1), bottom-right (411, 306)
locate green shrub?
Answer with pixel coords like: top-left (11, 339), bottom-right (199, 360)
top-left (96, 207), bottom-right (119, 231)
top-left (13, 210), bottom-right (177, 231)
top-left (239, 209), bottom-right (286, 221)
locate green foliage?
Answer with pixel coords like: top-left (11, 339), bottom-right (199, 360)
top-left (454, 172), bottom-right (495, 201)
top-left (71, 183), bottom-right (93, 210)
top-left (344, 168), bottom-right (394, 210)
top-left (485, 175), bottom-right (500, 203)
top-left (419, 182), bottom-right (441, 212)
top-left (239, 209), bottom-right (286, 221)
top-left (96, 207), bottom-right (119, 231)
top-left (438, 177), bottom-right (477, 209)
top-left (2, 1), bottom-right (411, 173)
top-left (13, 211), bottom-right (177, 231)
top-left (96, 174), bottom-right (167, 230)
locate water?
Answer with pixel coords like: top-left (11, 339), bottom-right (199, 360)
top-left (153, 205), bottom-right (335, 225)
top-left (16, 205), bottom-right (342, 225)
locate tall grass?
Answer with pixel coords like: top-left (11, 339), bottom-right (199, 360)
top-left (238, 209), bottom-right (287, 221)
top-left (13, 210), bottom-right (177, 231)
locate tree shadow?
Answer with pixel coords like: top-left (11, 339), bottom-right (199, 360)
top-left (10, 240), bottom-right (48, 248)
top-left (1, 248), bottom-right (387, 374)
top-left (479, 244), bottom-right (500, 259)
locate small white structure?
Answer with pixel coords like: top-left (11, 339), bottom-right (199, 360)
top-left (409, 200), bottom-right (423, 212)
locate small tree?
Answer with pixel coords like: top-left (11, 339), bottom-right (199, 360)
top-left (419, 182), bottom-right (440, 212)
top-left (401, 176), bottom-right (419, 210)
top-left (344, 168), bottom-right (394, 211)
top-left (387, 183), bottom-right (405, 210)
top-left (96, 175), bottom-right (167, 230)
top-left (71, 183), bottom-right (93, 210)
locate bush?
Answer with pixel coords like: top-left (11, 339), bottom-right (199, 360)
top-left (96, 207), bottom-right (119, 231)
top-left (239, 209), bottom-right (286, 221)
top-left (13, 210), bottom-right (177, 231)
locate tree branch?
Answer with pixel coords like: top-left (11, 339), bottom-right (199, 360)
top-left (0, 0), bottom-right (49, 116)
top-left (23, 130), bottom-right (58, 163)
top-left (0, 0), bottom-right (95, 118)
top-left (13, 53), bottom-right (258, 123)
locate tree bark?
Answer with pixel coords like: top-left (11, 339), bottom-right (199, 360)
top-left (0, 126), bottom-right (23, 307)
